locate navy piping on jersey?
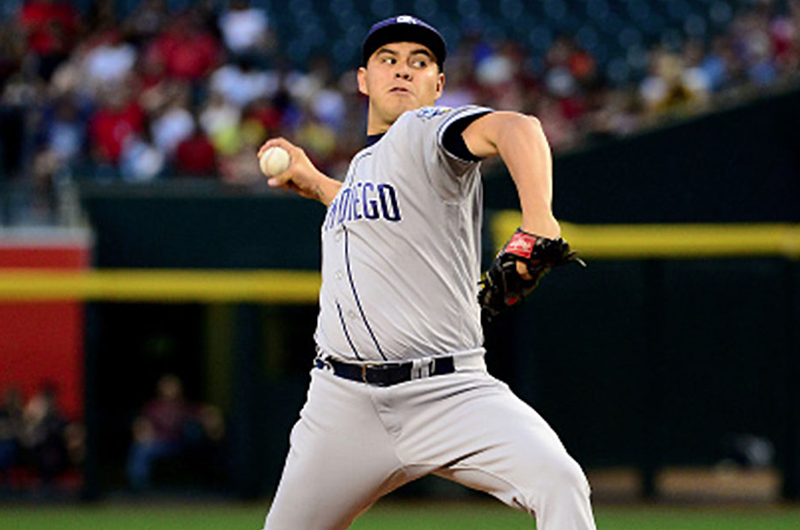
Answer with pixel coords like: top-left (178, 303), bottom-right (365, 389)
top-left (335, 299), bottom-right (362, 360)
top-left (438, 109), bottom-right (492, 163)
top-left (343, 225), bottom-right (388, 360)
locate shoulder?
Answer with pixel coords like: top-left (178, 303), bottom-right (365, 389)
top-left (394, 105), bottom-right (493, 144)
top-left (401, 105), bottom-right (493, 126)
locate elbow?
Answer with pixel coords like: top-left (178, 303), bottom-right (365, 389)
top-left (526, 115), bottom-right (543, 132)
top-left (520, 114), bottom-right (543, 136)
top-left (495, 112), bottom-right (547, 144)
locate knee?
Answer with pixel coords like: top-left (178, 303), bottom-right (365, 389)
top-left (545, 454), bottom-right (592, 500)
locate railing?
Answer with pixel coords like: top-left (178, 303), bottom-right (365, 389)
top-left (0, 177), bottom-right (86, 228)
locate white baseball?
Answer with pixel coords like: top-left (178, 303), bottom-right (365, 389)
top-left (259, 146), bottom-right (291, 177)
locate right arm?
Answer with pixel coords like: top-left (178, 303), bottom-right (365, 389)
top-left (257, 138), bottom-right (342, 206)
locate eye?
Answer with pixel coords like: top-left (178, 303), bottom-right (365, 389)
top-left (382, 56), bottom-right (396, 65)
top-left (412, 58), bottom-right (428, 68)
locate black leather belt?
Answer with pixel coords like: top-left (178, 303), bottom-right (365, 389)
top-left (315, 356), bottom-right (455, 387)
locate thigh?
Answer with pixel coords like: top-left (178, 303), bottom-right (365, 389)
top-left (397, 372), bottom-right (584, 508)
top-left (264, 369), bottom-right (408, 530)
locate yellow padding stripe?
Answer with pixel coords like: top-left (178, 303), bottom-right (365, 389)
top-left (492, 212), bottom-right (800, 259)
top-left (2, 220), bottom-right (799, 302)
top-left (0, 269), bottom-right (321, 302)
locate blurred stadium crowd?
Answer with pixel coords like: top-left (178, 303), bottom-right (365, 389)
top-left (0, 0), bottom-right (798, 209)
top-left (0, 384), bottom-right (84, 491)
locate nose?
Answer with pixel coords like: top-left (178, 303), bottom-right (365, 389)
top-left (394, 65), bottom-right (412, 80)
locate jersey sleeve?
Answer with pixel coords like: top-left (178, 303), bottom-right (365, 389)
top-left (436, 105), bottom-right (493, 175)
top-left (396, 105), bottom-right (494, 202)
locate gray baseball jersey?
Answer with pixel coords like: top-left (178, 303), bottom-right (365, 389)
top-left (314, 105), bottom-right (491, 362)
top-left (263, 103), bottom-right (596, 530)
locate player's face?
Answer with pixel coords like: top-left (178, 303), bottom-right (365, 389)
top-left (358, 42), bottom-right (445, 134)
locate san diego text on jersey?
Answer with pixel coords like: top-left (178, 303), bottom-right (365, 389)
top-left (323, 180), bottom-right (402, 231)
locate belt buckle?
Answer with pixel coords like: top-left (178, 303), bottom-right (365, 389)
top-left (361, 362), bottom-right (378, 384)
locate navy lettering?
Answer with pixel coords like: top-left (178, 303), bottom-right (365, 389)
top-left (352, 183), bottom-right (363, 220)
top-left (337, 189), bottom-right (351, 223)
top-left (378, 184), bottom-right (401, 222)
top-left (326, 198), bottom-right (337, 230)
top-left (323, 180), bottom-right (402, 231)
top-left (362, 182), bottom-right (379, 220)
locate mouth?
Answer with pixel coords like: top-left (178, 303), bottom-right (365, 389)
top-left (389, 87), bottom-right (412, 94)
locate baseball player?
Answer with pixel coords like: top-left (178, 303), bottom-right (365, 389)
top-left (257, 15), bottom-right (595, 530)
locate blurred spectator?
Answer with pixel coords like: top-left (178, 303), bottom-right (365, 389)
top-left (245, 96), bottom-right (283, 138)
top-left (0, 0), bottom-right (797, 198)
top-left (0, 20), bottom-right (25, 93)
top-left (18, 0), bottom-right (81, 82)
top-left (34, 93), bottom-right (89, 167)
top-left (88, 85), bottom-right (145, 169)
top-left (150, 83), bottom-right (195, 160)
top-left (126, 374), bottom-right (225, 491)
top-left (119, 125), bottom-right (165, 181)
top-left (771, 0), bottom-right (800, 71)
top-left (733, 5), bottom-right (781, 85)
top-left (81, 30), bottom-right (137, 90)
top-left (30, 91), bottom-right (89, 199)
top-left (542, 36), bottom-right (593, 124)
top-left (0, 387), bottom-right (24, 483)
top-left (20, 383), bottom-right (70, 483)
top-left (122, 0), bottom-right (170, 48)
top-left (144, 11), bottom-right (222, 84)
top-left (210, 56), bottom-right (279, 109)
top-left (217, 116), bottom-right (267, 184)
top-left (174, 118), bottom-right (216, 177)
top-left (217, 0), bottom-right (274, 58)
top-left (534, 95), bottom-right (580, 152)
top-left (200, 90), bottom-right (243, 156)
top-left (309, 81), bottom-right (347, 132)
top-left (295, 115), bottom-right (337, 168)
top-left (582, 88), bottom-right (642, 144)
top-left (639, 47), bottom-right (709, 118)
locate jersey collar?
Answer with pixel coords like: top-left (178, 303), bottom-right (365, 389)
top-left (366, 133), bottom-right (384, 147)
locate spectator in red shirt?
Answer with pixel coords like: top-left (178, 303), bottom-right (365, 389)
top-left (19, 0), bottom-right (80, 56)
top-left (175, 120), bottom-right (217, 177)
top-left (88, 87), bottom-right (145, 167)
top-left (19, 0), bottom-right (81, 81)
top-left (144, 12), bottom-right (222, 83)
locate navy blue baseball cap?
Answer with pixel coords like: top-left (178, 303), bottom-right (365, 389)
top-left (362, 15), bottom-right (446, 69)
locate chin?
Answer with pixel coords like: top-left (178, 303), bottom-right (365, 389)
top-left (385, 101), bottom-right (416, 120)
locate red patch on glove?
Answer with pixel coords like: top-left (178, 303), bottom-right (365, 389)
top-left (504, 231), bottom-right (538, 259)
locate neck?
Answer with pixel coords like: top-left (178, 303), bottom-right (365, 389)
top-left (366, 112), bottom-right (391, 135)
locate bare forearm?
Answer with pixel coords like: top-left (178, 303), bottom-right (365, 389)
top-left (494, 116), bottom-right (559, 238)
top-left (313, 175), bottom-right (343, 206)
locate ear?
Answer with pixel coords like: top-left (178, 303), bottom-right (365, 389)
top-left (357, 67), bottom-right (369, 97)
top-left (434, 72), bottom-right (445, 99)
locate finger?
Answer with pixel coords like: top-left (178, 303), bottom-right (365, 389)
top-left (515, 260), bottom-right (533, 280)
top-left (256, 137), bottom-right (294, 159)
top-left (267, 169), bottom-right (293, 187)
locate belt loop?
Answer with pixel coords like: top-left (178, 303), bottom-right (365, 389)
top-left (411, 358), bottom-right (434, 379)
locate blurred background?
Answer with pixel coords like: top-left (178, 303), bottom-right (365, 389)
top-left (0, 0), bottom-right (799, 511)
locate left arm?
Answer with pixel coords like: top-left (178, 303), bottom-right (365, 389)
top-left (461, 111), bottom-right (559, 239)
